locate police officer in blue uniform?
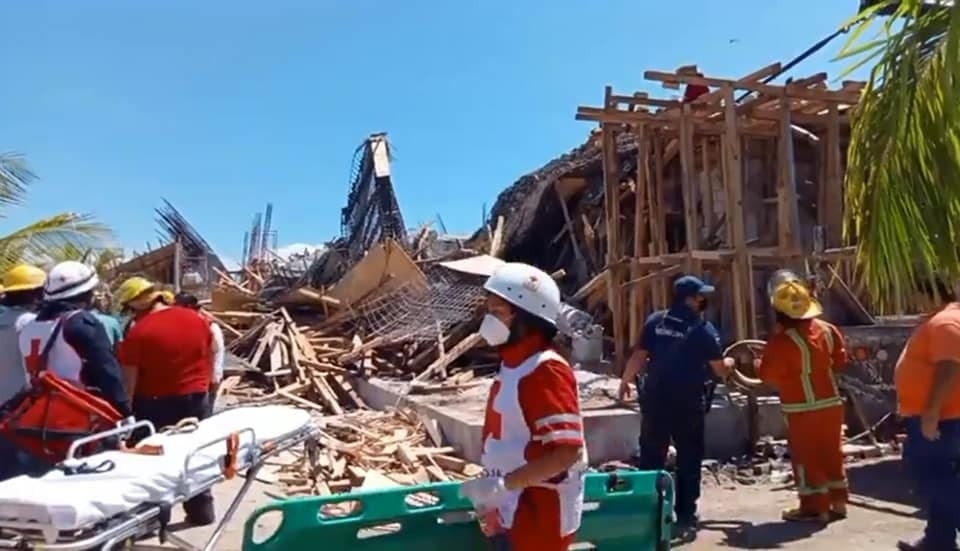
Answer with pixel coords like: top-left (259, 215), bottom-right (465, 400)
top-left (618, 275), bottom-right (732, 532)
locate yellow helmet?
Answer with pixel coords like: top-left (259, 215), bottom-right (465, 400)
top-left (771, 280), bottom-right (823, 320)
top-left (2, 264), bottom-right (47, 293)
top-left (161, 290), bottom-right (175, 304)
top-left (115, 276), bottom-right (157, 306)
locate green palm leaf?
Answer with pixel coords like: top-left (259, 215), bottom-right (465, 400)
top-left (837, 0), bottom-right (960, 311)
top-left (0, 213), bottom-right (113, 274)
top-left (0, 152), bottom-right (36, 213)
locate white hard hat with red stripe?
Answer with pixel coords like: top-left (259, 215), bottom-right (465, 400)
top-left (483, 262), bottom-right (561, 326)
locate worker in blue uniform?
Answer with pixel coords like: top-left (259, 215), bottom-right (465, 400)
top-left (618, 275), bottom-right (732, 533)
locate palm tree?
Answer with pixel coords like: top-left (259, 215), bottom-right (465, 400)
top-left (837, 0), bottom-right (960, 311)
top-left (0, 152), bottom-right (113, 274)
top-left (46, 243), bottom-right (125, 278)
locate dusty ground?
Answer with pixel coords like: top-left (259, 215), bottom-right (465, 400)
top-left (134, 456), bottom-right (926, 550)
top-left (677, 457), bottom-right (925, 550)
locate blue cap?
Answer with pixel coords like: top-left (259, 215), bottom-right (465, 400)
top-left (673, 275), bottom-right (715, 299)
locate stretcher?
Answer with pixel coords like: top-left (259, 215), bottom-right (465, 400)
top-left (0, 405), bottom-right (321, 551)
top-left (243, 469), bottom-right (674, 550)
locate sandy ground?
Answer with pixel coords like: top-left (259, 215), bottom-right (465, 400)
top-left (131, 456), bottom-right (926, 550)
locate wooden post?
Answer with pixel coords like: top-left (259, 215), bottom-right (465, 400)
top-left (601, 87), bottom-right (626, 372)
top-left (679, 104), bottom-right (698, 274)
top-left (776, 96), bottom-right (801, 257)
top-left (721, 85), bottom-right (750, 341)
top-left (700, 138), bottom-right (715, 231)
top-left (651, 132), bottom-right (669, 309)
top-left (629, 128), bottom-right (650, 345)
top-left (824, 104), bottom-right (844, 248)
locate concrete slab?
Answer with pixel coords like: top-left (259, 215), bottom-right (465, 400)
top-left (355, 373), bottom-right (787, 464)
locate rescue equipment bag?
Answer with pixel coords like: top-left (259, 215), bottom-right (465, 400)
top-left (0, 316), bottom-right (123, 464)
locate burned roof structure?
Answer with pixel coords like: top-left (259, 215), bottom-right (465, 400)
top-left (111, 199), bottom-right (225, 291)
top-left (341, 133), bottom-right (408, 263)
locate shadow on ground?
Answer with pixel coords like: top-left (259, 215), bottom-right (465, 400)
top-left (698, 519), bottom-right (827, 549)
top-left (846, 457), bottom-right (920, 513)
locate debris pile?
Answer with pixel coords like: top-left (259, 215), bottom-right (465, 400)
top-left (260, 409), bottom-right (483, 498)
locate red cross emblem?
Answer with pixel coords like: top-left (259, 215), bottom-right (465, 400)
top-left (24, 338), bottom-right (44, 379)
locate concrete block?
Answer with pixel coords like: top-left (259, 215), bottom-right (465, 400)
top-left (355, 374), bottom-right (786, 465)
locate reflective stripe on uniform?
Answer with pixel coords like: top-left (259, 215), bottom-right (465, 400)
top-left (781, 321), bottom-right (842, 414)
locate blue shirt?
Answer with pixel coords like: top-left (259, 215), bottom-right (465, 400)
top-left (92, 311), bottom-right (123, 348)
top-left (639, 305), bottom-right (723, 403)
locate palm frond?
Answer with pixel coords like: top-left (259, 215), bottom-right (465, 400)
top-left (0, 213), bottom-right (113, 274)
top-left (0, 152), bottom-right (36, 214)
top-left (837, 0), bottom-right (960, 311)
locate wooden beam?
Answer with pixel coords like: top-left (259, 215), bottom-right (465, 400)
top-left (722, 85), bottom-right (751, 341)
top-left (777, 96), bottom-right (801, 256)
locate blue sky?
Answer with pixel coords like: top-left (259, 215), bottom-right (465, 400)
top-left (0, 1), bottom-right (864, 267)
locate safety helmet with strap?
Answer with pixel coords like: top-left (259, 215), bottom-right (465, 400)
top-left (2, 264), bottom-right (47, 293)
top-left (771, 279), bottom-right (823, 320)
top-left (45, 261), bottom-right (99, 301)
top-left (114, 276), bottom-right (157, 306)
top-left (483, 262), bottom-right (561, 326)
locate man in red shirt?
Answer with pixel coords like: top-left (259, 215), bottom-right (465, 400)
top-left (116, 277), bottom-right (216, 526)
top-left (460, 262), bottom-right (586, 551)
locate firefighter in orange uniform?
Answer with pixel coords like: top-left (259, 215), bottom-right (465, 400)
top-left (756, 270), bottom-right (848, 523)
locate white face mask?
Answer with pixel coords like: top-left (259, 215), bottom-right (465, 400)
top-left (479, 314), bottom-right (511, 346)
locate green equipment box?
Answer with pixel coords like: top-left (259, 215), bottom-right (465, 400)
top-left (243, 470), bottom-right (673, 550)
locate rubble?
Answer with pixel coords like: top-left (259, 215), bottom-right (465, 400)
top-left (256, 409), bottom-right (483, 499)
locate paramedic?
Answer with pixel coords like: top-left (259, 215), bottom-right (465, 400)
top-left (459, 262), bottom-right (586, 551)
top-left (0, 265), bottom-right (46, 408)
top-left (894, 279), bottom-right (960, 551)
top-left (756, 274), bottom-right (848, 523)
top-left (18, 261), bottom-right (132, 417)
top-left (618, 275), bottom-right (732, 531)
top-left (116, 277), bottom-right (216, 526)
top-left (0, 265), bottom-right (46, 481)
top-left (175, 292), bottom-right (224, 414)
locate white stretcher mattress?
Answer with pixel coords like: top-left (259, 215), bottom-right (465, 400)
top-left (0, 405), bottom-right (312, 532)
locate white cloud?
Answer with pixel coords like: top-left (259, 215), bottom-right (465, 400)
top-left (275, 243), bottom-right (326, 260)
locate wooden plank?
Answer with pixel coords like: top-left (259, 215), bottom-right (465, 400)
top-left (777, 96), bottom-right (801, 256)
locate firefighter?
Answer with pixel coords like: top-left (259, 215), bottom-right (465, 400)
top-left (0, 265), bottom-right (46, 408)
top-left (0, 265), bottom-right (46, 481)
top-left (618, 275), bottom-right (733, 533)
top-left (116, 276), bottom-right (216, 526)
top-left (756, 271), bottom-right (848, 523)
top-left (894, 279), bottom-right (960, 551)
top-left (459, 262), bottom-right (586, 551)
top-left (17, 261), bottom-right (132, 417)
top-left (175, 292), bottom-right (224, 415)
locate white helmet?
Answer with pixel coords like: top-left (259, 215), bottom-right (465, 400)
top-left (483, 262), bottom-right (561, 325)
top-left (45, 261), bottom-right (100, 301)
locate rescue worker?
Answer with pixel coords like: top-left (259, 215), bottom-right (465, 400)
top-left (0, 265), bottom-right (46, 481)
top-left (459, 262), bottom-right (586, 551)
top-left (116, 277), bottom-right (216, 526)
top-left (756, 270), bottom-right (848, 523)
top-left (175, 292), bottom-right (225, 415)
top-left (894, 279), bottom-right (960, 551)
top-left (0, 265), bottom-right (46, 408)
top-left (18, 261), bottom-right (132, 417)
top-left (618, 275), bottom-right (732, 532)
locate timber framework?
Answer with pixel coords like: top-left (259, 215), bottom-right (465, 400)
top-left (576, 63), bottom-right (864, 367)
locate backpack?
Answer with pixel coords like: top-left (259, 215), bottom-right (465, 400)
top-left (0, 316), bottom-right (123, 465)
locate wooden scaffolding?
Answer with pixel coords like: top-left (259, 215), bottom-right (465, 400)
top-left (576, 63), bottom-right (864, 367)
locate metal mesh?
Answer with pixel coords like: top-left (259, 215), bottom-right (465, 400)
top-left (354, 268), bottom-right (485, 343)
